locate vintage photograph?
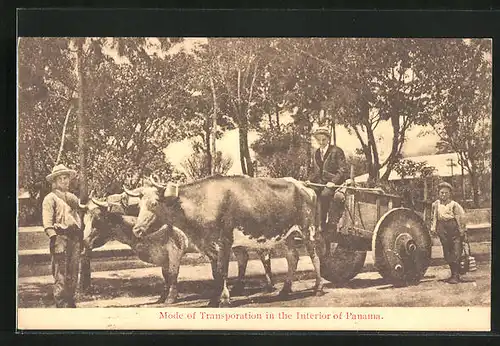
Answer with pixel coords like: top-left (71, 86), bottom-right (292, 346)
top-left (17, 37), bottom-right (491, 330)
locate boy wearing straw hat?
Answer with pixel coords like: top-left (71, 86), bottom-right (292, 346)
top-left (430, 182), bottom-right (473, 284)
top-left (305, 126), bottom-right (348, 235)
top-left (42, 164), bottom-right (82, 308)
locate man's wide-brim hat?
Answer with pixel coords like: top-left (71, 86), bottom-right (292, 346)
top-left (312, 126), bottom-right (330, 138)
top-left (46, 164), bottom-right (77, 182)
top-left (438, 182), bottom-right (453, 191)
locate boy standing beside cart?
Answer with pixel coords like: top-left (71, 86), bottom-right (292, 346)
top-left (430, 182), bottom-right (474, 284)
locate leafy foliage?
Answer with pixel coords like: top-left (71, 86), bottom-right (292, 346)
top-left (18, 37), bottom-right (492, 225)
top-left (424, 39), bottom-right (492, 206)
top-left (18, 37), bottom-right (200, 209)
top-left (252, 125), bottom-right (309, 179)
top-left (393, 159), bottom-right (436, 179)
top-left (181, 150), bottom-right (233, 181)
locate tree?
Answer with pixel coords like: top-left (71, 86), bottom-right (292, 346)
top-left (83, 38), bottom-right (199, 192)
top-left (252, 124), bottom-right (309, 179)
top-left (392, 159), bottom-right (435, 180)
top-left (181, 150), bottom-right (233, 181)
top-left (346, 152), bottom-right (369, 179)
top-left (179, 46), bottom-right (237, 178)
top-left (374, 158), bottom-right (436, 207)
top-left (18, 37), bottom-right (80, 206)
top-left (278, 38), bottom-right (487, 187)
top-left (18, 37), bottom-right (197, 208)
top-left (200, 38), bottom-right (279, 177)
top-left (269, 38), bottom-right (344, 176)
top-left (309, 39), bottom-right (441, 185)
top-left (425, 39), bottom-right (492, 207)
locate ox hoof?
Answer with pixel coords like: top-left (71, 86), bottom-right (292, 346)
top-left (264, 285), bottom-right (277, 293)
top-left (230, 284), bottom-right (245, 297)
top-left (314, 288), bottom-right (326, 297)
top-left (207, 299), bottom-right (231, 308)
top-left (165, 296), bottom-right (178, 305)
top-left (207, 300), bottom-right (218, 308)
top-left (313, 283), bottom-right (325, 296)
top-left (278, 287), bottom-right (292, 298)
top-left (219, 299), bottom-right (232, 308)
top-left (155, 295), bottom-right (167, 304)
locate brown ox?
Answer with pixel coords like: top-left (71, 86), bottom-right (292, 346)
top-left (128, 175), bottom-right (323, 307)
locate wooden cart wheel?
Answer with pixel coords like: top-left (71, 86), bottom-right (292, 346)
top-left (317, 233), bottom-right (367, 285)
top-left (373, 208), bottom-right (432, 287)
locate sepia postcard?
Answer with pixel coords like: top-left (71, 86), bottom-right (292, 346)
top-left (16, 32), bottom-right (492, 331)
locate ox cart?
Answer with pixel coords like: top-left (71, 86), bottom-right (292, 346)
top-left (311, 183), bottom-right (432, 287)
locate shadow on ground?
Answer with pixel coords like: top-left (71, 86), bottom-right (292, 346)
top-left (18, 270), bottom-right (316, 308)
top-left (18, 260), bottom-right (491, 308)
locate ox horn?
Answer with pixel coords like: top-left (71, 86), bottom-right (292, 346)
top-left (149, 175), bottom-right (166, 189)
top-left (91, 197), bottom-right (109, 208)
top-left (123, 185), bottom-right (142, 197)
top-left (78, 189), bottom-right (96, 209)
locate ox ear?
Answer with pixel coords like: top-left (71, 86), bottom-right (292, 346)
top-left (164, 182), bottom-right (179, 198)
top-left (156, 186), bottom-right (166, 199)
top-left (162, 183), bottom-right (180, 206)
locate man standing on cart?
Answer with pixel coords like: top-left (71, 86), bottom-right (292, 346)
top-left (305, 126), bottom-right (348, 237)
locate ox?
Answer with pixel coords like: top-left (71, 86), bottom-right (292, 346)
top-left (82, 194), bottom-right (276, 304)
top-left (81, 194), bottom-right (186, 303)
top-left (127, 175), bottom-right (323, 307)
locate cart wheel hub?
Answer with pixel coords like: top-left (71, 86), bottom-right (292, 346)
top-left (374, 208), bottom-right (432, 287)
top-left (395, 233), bottom-right (417, 256)
top-left (408, 242), bottom-right (417, 253)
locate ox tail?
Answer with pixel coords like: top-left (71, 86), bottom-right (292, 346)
top-left (288, 179), bottom-right (318, 241)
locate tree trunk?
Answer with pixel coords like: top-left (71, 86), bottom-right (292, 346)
top-left (238, 126), bottom-right (254, 177)
top-left (367, 128), bottom-right (380, 178)
top-left (307, 113), bottom-right (314, 178)
top-left (56, 104), bottom-right (74, 165)
top-left (381, 113), bottom-right (407, 182)
top-left (350, 99), bottom-right (382, 186)
top-left (461, 164), bottom-right (466, 201)
top-left (238, 126), bottom-right (248, 175)
top-left (76, 39), bottom-right (91, 293)
top-left (358, 139), bottom-right (375, 183)
top-left (329, 110), bottom-right (337, 146)
top-left (202, 114), bottom-right (212, 177)
top-left (381, 115), bottom-right (401, 182)
top-left (469, 168), bottom-right (480, 208)
top-left (268, 113), bottom-right (274, 131)
top-left (204, 126), bottom-right (212, 177)
top-left (209, 75), bottom-right (217, 175)
top-left (275, 105), bottom-right (280, 131)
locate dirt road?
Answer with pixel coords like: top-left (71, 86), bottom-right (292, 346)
top-left (18, 261), bottom-right (490, 309)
